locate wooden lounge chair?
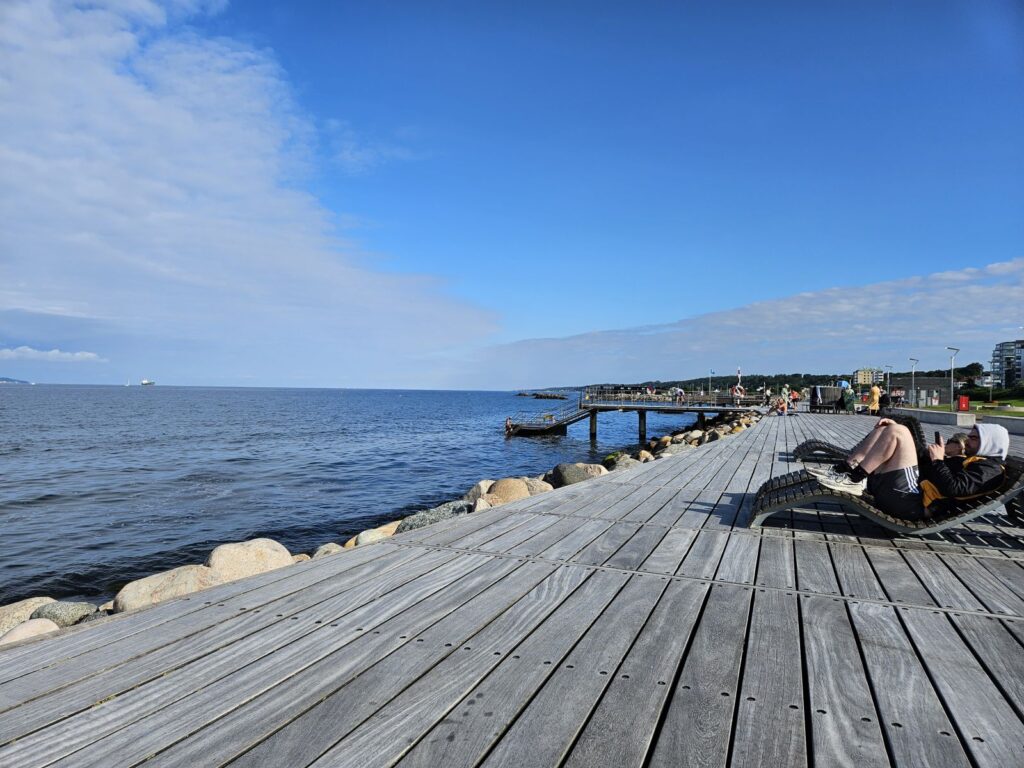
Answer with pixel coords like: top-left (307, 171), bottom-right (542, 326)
top-left (750, 456), bottom-right (1024, 535)
top-left (793, 414), bottom-right (930, 464)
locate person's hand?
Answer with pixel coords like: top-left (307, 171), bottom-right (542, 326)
top-left (875, 418), bottom-right (895, 428)
top-left (927, 438), bottom-right (945, 462)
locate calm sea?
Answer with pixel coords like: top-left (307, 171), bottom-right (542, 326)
top-left (0, 386), bottom-right (697, 604)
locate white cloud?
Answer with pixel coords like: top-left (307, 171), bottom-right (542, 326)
top-left (0, 0), bottom-right (495, 385)
top-left (327, 120), bottom-right (416, 175)
top-left (0, 346), bottom-right (106, 362)
top-left (449, 259), bottom-right (1024, 389)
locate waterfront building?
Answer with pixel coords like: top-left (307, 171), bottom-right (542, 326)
top-left (853, 368), bottom-right (885, 385)
top-left (991, 339), bottom-right (1024, 387)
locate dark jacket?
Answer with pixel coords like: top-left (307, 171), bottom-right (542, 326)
top-left (920, 455), bottom-right (1006, 513)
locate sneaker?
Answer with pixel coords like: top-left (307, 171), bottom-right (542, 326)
top-left (816, 469), bottom-right (867, 496)
top-left (805, 462), bottom-right (849, 480)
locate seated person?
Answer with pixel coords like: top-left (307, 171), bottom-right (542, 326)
top-left (944, 432), bottom-right (969, 457)
top-left (811, 421), bottom-right (1010, 520)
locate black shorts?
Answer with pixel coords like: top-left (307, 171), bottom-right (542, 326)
top-left (868, 466), bottom-right (923, 520)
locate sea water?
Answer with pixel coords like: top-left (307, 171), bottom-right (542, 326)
top-left (0, 386), bottom-right (697, 604)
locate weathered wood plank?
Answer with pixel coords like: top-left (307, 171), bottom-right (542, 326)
top-left (676, 530), bottom-right (729, 580)
top-left (291, 570), bottom-right (630, 768)
top-left (799, 594), bottom-right (889, 767)
top-left (142, 561), bottom-right (568, 768)
top-left (406, 573), bottom-right (674, 768)
top-left (561, 579), bottom-right (710, 768)
top-left (902, 551), bottom-right (986, 611)
top-left (901, 607), bottom-right (1024, 767)
top-left (795, 540), bottom-right (841, 596)
top-left (755, 535), bottom-right (796, 590)
top-left (0, 547), bottom-right (458, 745)
top-left (0, 544), bottom-right (436, 717)
top-left (829, 543), bottom-right (889, 601)
top-left (647, 584), bottom-right (753, 768)
top-left (864, 548), bottom-right (935, 606)
top-left (0, 539), bottom-right (402, 684)
top-left (602, 525), bottom-right (671, 571)
top-left (730, 589), bottom-right (807, 768)
top-left (849, 601), bottom-right (971, 768)
top-left (4, 553), bottom-right (506, 767)
top-left (638, 527), bottom-right (698, 575)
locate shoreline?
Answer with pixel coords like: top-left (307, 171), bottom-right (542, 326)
top-left (0, 410), bottom-right (760, 646)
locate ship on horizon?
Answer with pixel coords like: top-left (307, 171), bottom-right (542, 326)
top-left (140, 379), bottom-right (155, 386)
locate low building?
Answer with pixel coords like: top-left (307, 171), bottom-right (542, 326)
top-left (853, 368), bottom-right (885, 385)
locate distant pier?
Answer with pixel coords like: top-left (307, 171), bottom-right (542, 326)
top-left (506, 388), bottom-right (763, 442)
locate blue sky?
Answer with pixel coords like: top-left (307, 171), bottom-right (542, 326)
top-left (1, 0), bottom-right (1022, 388)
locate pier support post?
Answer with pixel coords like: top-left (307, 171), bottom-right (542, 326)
top-left (589, 410), bottom-right (598, 441)
top-left (638, 410), bottom-right (647, 444)
top-left (697, 411), bottom-right (706, 429)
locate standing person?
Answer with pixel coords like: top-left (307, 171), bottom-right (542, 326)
top-left (789, 388), bottom-right (799, 414)
top-left (867, 382), bottom-right (881, 416)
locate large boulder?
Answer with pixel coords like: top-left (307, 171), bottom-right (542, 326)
top-left (313, 542), bottom-right (344, 559)
top-left (657, 443), bottom-right (692, 457)
top-left (206, 538), bottom-right (293, 583)
top-left (656, 435), bottom-right (673, 448)
top-left (483, 477), bottom-right (531, 505)
top-left (0, 597), bottom-right (55, 635)
top-left (473, 497), bottom-right (491, 513)
top-left (548, 463), bottom-right (608, 488)
top-left (0, 618), bottom-right (60, 647)
top-left (396, 500), bottom-right (473, 534)
top-left (524, 477), bottom-right (554, 496)
top-left (355, 520), bottom-right (401, 547)
top-left (608, 455), bottom-right (642, 472)
top-left (292, 554), bottom-right (311, 563)
top-left (31, 601), bottom-right (97, 628)
top-left (636, 450), bottom-right (655, 462)
top-left (463, 480), bottom-right (495, 504)
top-left (113, 565), bottom-right (224, 613)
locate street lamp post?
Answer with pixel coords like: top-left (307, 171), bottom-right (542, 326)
top-left (909, 358), bottom-right (918, 408)
top-left (946, 347), bottom-right (959, 412)
top-left (884, 365), bottom-right (892, 398)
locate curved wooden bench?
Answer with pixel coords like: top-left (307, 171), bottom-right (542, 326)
top-left (794, 415), bottom-right (930, 464)
top-left (750, 456), bottom-right (1024, 535)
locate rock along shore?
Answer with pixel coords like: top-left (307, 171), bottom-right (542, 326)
top-left (0, 410), bottom-right (761, 648)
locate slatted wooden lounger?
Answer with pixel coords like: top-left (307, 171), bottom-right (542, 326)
top-left (792, 414), bottom-right (929, 463)
top-left (750, 455), bottom-right (1024, 535)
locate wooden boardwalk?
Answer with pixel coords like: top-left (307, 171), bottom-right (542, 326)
top-left (1, 413), bottom-right (1023, 767)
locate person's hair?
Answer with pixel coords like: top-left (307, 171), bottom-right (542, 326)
top-left (948, 432), bottom-right (969, 452)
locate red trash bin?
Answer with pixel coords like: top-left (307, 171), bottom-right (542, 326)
top-left (957, 395), bottom-right (970, 412)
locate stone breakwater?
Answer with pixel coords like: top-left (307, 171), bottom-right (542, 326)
top-left (0, 410), bottom-right (760, 648)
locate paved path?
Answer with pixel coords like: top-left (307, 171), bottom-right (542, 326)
top-left (1, 413), bottom-right (1022, 767)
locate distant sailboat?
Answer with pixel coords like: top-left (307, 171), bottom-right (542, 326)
top-left (125, 378), bottom-right (131, 387)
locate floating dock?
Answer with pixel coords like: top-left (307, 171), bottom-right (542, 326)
top-left (1, 413), bottom-right (1022, 766)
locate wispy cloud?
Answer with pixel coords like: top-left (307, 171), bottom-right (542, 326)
top-left (0, 346), bottom-right (106, 363)
top-left (0, 0), bottom-right (494, 385)
top-left (326, 119), bottom-right (416, 175)
top-left (448, 259), bottom-right (1024, 389)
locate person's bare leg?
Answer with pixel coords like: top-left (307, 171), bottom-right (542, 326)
top-left (848, 424), bottom-right (916, 475)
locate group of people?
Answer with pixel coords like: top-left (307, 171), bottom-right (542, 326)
top-left (766, 386), bottom-right (802, 415)
top-left (811, 419), bottom-right (1011, 521)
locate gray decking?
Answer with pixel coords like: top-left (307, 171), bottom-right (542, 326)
top-left (1, 413), bottom-right (1022, 767)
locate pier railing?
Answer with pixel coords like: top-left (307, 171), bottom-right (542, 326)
top-left (509, 396), bottom-right (587, 427)
top-left (581, 388), bottom-right (762, 408)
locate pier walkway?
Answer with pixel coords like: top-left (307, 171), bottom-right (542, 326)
top-left (1, 413), bottom-right (1023, 767)
top-left (507, 388), bottom-right (763, 439)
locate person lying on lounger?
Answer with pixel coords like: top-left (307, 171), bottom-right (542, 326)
top-left (811, 421), bottom-right (1010, 520)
